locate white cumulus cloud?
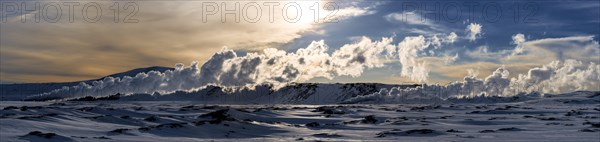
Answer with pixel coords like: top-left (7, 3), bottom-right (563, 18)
top-left (466, 23), bottom-right (482, 42)
top-left (344, 59), bottom-right (600, 103)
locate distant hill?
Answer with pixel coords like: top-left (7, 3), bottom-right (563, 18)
top-left (0, 81), bottom-right (20, 84)
top-left (1, 66), bottom-right (423, 102)
top-left (0, 66), bottom-right (173, 100)
top-left (94, 66), bottom-right (174, 81)
top-left (109, 83), bottom-right (419, 104)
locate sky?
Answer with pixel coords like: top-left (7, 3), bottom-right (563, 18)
top-left (1, 0), bottom-right (599, 85)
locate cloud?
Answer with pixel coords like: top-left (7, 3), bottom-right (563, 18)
top-left (344, 59), bottom-right (600, 103)
top-left (465, 46), bottom-right (512, 62)
top-left (385, 12), bottom-right (433, 26)
top-left (19, 20), bottom-right (600, 101)
top-left (28, 26), bottom-right (467, 100)
top-left (506, 35), bottom-right (600, 64)
top-left (509, 60), bottom-right (600, 94)
top-left (384, 11), bottom-right (451, 35)
top-left (421, 34), bottom-right (600, 85)
top-left (442, 53), bottom-right (459, 65)
top-left (466, 23), bottom-right (482, 41)
top-left (460, 35), bottom-right (599, 84)
top-left (0, 1), bottom-right (375, 83)
top-left (333, 6), bottom-right (375, 20)
top-left (397, 36), bottom-right (430, 82)
top-left (512, 33), bottom-right (527, 44)
top-left (446, 32), bottom-right (458, 43)
top-left (511, 33), bottom-right (527, 55)
top-left (24, 36), bottom-right (394, 99)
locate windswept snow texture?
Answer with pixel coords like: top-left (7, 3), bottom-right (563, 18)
top-left (1, 91), bottom-right (599, 141)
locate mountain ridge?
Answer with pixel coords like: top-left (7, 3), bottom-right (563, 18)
top-left (0, 66), bottom-right (173, 100)
top-left (1, 66), bottom-right (422, 101)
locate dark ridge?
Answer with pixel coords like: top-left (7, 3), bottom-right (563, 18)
top-left (67, 93), bottom-right (123, 101)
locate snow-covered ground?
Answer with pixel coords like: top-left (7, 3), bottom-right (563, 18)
top-left (1, 92), bottom-right (598, 141)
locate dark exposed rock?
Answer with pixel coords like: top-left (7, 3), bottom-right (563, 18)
top-left (582, 122), bottom-right (600, 127)
top-left (181, 105), bottom-right (196, 109)
top-left (23, 131), bottom-right (56, 138)
top-left (76, 107), bottom-right (95, 111)
top-left (313, 133), bottom-right (342, 138)
top-left (536, 117), bottom-right (561, 121)
top-left (19, 106), bottom-right (43, 111)
top-left (305, 122), bottom-right (320, 127)
top-left (155, 123), bottom-right (186, 128)
top-left (93, 136), bottom-right (111, 139)
top-left (410, 105), bottom-right (441, 111)
top-left (179, 105), bottom-right (201, 111)
top-left (579, 129), bottom-right (599, 132)
top-left (3, 106), bottom-right (18, 110)
top-left (313, 106), bottom-right (345, 114)
top-left (323, 109), bottom-right (345, 114)
top-left (488, 117), bottom-right (507, 120)
top-left (497, 127), bottom-right (522, 131)
top-left (109, 128), bottom-right (130, 134)
top-left (193, 120), bottom-right (206, 126)
top-left (272, 107), bottom-right (289, 110)
top-left (446, 129), bottom-right (464, 133)
top-left (405, 129), bottom-right (435, 134)
top-left (200, 109), bottom-right (236, 124)
top-left (69, 93), bottom-right (122, 101)
top-left (202, 105), bottom-right (218, 109)
top-left (361, 115), bottom-right (378, 124)
top-left (479, 130), bottom-right (496, 133)
top-left (565, 110), bottom-right (583, 116)
top-left (343, 115), bottom-right (379, 124)
top-left (376, 129), bottom-right (442, 137)
top-left (138, 127), bottom-right (150, 131)
top-left (49, 103), bottom-right (67, 106)
top-left (144, 116), bottom-right (158, 122)
top-left (17, 113), bottom-right (58, 119)
top-left (138, 122), bottom-right (187, 131)
top-left (376, 129), bottom-right (401, 137)
top-left (455, 135), bottom-right (475, 138)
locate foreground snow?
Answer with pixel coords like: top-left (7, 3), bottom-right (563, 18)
top-left (1, 92), bottom-right (599, 141)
